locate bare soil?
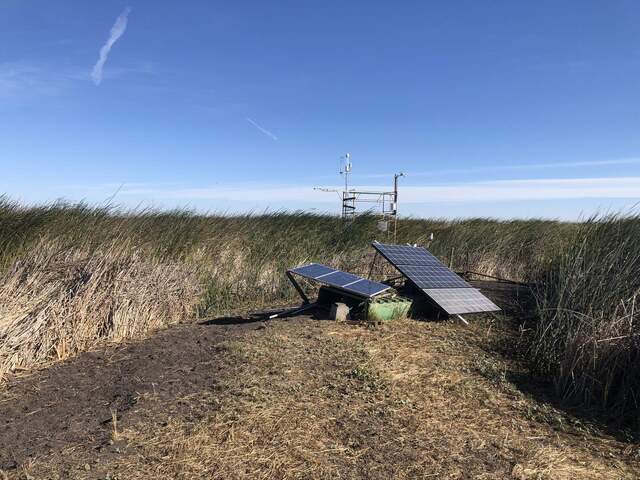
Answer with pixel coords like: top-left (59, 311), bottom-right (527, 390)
top-left (1, 315), bottom-right (639, 479)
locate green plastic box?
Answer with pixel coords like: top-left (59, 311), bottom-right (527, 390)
top-left (367, 296), bottom-right (412, 322)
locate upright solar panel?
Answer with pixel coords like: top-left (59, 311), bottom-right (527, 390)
top-left (289, 263), bottom-right (390, 298)
top-left (372, 242), bottom-right (500, 314)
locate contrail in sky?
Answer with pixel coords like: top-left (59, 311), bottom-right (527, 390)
top-left (91, 7), bottom-right (131, 86)
top-left (246, 117), bottom-right (278, 141)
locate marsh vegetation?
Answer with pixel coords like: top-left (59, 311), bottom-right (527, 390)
top-left (1, 198), bottom-right (639, 430)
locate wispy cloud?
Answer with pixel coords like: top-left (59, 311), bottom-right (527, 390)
top-left (397, 177), bottom-right (640, 203)
top-left (0, 60), bottom-right (153, 103)
top-left (0, 62), bottom-right (66, 99)
top-left (246, 117), bottom-right (278, 141)
top-left (91, 7), bottom-right (131, 86)
top-left (354, 157), bottom-right (640, 179)
top-left (502, 157), bottom-right (640, 170)
top-left (109, 176), bottom-right (640, 204)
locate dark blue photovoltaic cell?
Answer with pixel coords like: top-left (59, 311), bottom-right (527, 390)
top-left (371, 244), bottom-right (440, 266)
top-left (395, 264), bottom-right (469, 289)
top-left (288, 263), bottom-right (390, 298)
top-left (321, 270), bottom-right (362, 286)
top-left (345, 279), bottom-right (390, 296)
top-left (289, 263), bottom-right (336, 279)
top-left (372, 242), bottom-right (471, 289)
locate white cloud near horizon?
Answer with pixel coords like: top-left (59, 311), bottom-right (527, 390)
top-left (91, 7), bottom-right (131, 86)
top-left (353, 157), bottom-right (640, 179)
top-left (246, 117), bottom-right (278, 141)
top-left (113, 176), bottom-right (640, 204)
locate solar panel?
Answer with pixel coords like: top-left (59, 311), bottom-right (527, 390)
top-left (422, 288), bottom-right (500, 315)
top-left (322, 270), bottom-right (363, 287)
top-left (371, 244), bottom-right (441, 266)
top-left (372, 242), bottom-right (471, 289)
top-left (346, 279), bottom-right (391, 297)
top-left (290, 263), bottom-right (336, 278)
top-left (342, 279), bottom-right (390, 297)
top-left (396, 264), bottom-right (469, 289)
top-left (288, 263), bottom-right (390, 298)
top-left (372, 242), bottom-right (500, 314)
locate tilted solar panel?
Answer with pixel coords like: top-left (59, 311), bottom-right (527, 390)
top-left (372, 242), bottom-right (471, 290)
top-left (395, 264), bottom-right (469, 289)
top-left (422, 288), bottom-right (500, 315)
top-left (372, 242), bottom-right (500, 314)
top-left (371, 244), bottom-right (441, 266)
top-left (290, 263), bottom-right (336, 278)
top-left (288, 263), bottom-right (390, 298)
top-left (321, 270), bottom-right (363, 287)
top-left (346, 279), bottom-right (390, 297)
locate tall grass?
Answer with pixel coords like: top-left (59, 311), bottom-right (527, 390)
top-left (0, 198), bottom-right (561, 314)
top-left (531, 214), bottom-right (640, 427)
top-left (2, 198), bottom-right (640, 428)
top-left (0, 241), bottom-right (199, 375)
top-left (1, 199), bottom-right (557, 377)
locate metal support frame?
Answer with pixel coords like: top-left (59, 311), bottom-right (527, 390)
top-left (315, 154), bottom-right (403, 241)
top-left (286, 271), bottom-right (310, 304)
top-left (367, 250), bottom-right (404, 286)
top-left (367, 252), bottom-right (379, 280)
top-left (338, 173), bottom-right (403, 242)
top-left (341, 190), bottom-right (396, 220)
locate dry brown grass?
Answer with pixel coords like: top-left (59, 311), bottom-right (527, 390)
top-left (0, 241), bottom-right (200, 380)
top-left (9, 317), bottom-right (633, 480)
top-left (3, 200), bottom-right (640, 429)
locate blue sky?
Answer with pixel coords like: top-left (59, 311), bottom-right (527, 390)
top-left (1, 0), bottom-right (639, 219)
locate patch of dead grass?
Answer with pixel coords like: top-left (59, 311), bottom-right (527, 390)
top-left (0, 241), bottom-right (200, 380)
top-left (4, 318), bottom-right (640, 479)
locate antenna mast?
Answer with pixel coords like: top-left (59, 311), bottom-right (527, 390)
top-left (315, 152), bottom-right (402, 230)
top-left (340, 153), bottom-right (352, 192)
top-left (340, 153), bottom-right (356, 220)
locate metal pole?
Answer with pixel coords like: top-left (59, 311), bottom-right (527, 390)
top-left (344, 153), bottom-right (351, 194)
top-left (393, 173), bottom-right (402, 243)
top-left (367, 252), bottom-right (379, 280)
